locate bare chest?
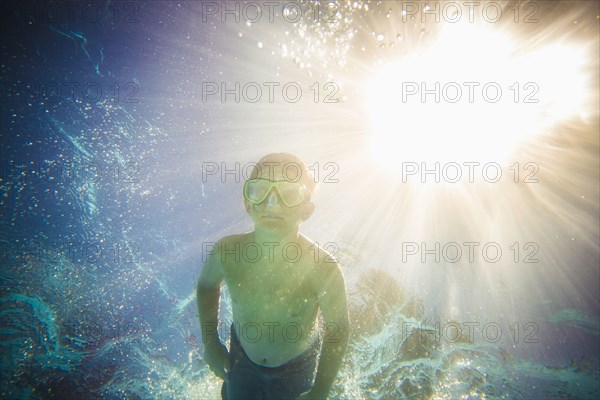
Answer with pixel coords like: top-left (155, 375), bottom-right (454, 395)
top-left (224, 260), bottom-right (318, 319)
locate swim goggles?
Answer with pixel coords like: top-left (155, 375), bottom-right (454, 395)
top-left (243, 178), bottom-right (307, 207)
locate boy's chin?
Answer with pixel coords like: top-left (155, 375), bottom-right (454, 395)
top-left (255, 218), bottom-right (299, 230)
top-left (257, 219), bottom-right (287, 229)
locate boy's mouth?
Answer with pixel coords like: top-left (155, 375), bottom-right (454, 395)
top-left (262, 213), bottom-right (283, 220)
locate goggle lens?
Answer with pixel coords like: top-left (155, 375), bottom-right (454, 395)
top-left (244, 179), bottom-right (306, 207)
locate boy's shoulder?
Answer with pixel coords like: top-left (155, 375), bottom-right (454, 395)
top-left (299, 236), bottom-right (345, 297)
top-left (207, 233), bottom-right (253, 262)
top-left (216, 232), bottom-right (253, 246)
top-left (298, 234), bottom-right (340, 268)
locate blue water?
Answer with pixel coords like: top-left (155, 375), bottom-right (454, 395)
top-left (1, 1), bottom-right (599, 399)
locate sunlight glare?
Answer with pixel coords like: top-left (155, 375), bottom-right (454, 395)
top-left (367, 22), bottom-right (588, 169)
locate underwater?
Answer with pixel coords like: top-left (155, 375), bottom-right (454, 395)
top-left (1, 1), bottom-right (599, 399)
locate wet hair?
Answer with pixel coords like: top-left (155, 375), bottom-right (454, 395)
top-left (249, 153), bottom-right (317, 197)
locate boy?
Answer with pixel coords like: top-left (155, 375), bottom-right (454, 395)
top-left (197, 153), bottom-right (349, 400)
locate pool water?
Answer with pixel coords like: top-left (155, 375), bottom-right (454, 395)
top-left (1, 1), bottom-right (599, 399)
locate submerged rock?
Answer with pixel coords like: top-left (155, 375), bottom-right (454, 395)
top-left (397, 327), bottom-right (439, 361)
top-left (348, 268), bottom-right (423, 338)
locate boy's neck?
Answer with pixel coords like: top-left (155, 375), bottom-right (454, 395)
top-left (253, 226), bottom-right (300, 245)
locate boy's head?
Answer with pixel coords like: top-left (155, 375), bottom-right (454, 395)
top-left (247, 153), bottom-right (316, 197)
top-left (243, 153), bottom-right (316, 228)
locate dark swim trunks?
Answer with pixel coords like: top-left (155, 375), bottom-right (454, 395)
top-left (221, 324), bottom-right (321, 400)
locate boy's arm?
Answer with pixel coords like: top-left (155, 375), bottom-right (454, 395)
top-left (304, 261), bottom-right (350, 400)
top-left (196, 241), bottom-right (229, 380)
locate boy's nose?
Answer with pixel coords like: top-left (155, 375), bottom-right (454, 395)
top-left (265, 190), bottom-right (280, 207)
